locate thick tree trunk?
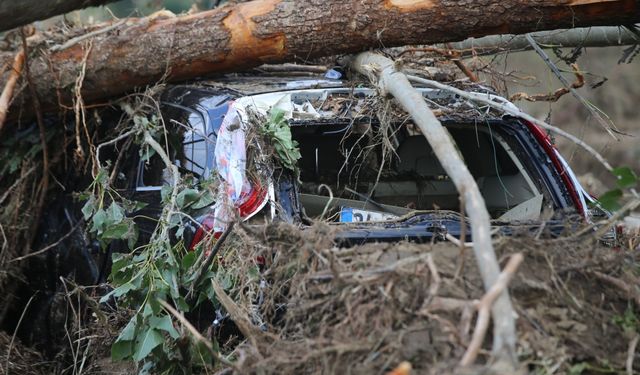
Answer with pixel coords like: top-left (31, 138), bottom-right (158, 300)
top-left (0, 0), bottom-right (118, 32)
top-left (1, 0), bottom-right (639, 113)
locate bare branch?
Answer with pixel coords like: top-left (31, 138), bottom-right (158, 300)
top-left (448, 25), bottom-right (640, 56)
top-left (525, 33), bottom-right (618, 139)
top-left (460, 253), bottom-right (524, 367)
top-left (351, 52), bottom-right (517, 363)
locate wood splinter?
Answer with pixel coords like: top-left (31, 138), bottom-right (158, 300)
top-left (0, 48), bottom-right (24, 132)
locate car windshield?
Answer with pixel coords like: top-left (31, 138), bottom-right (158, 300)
top-left (293, 120), bottom-right (543, 222)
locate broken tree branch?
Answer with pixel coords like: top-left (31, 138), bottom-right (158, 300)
top-left (628, 334), bottom-right (639, 375)
top-left (1, 0), bottom-right (639, 114)
top-left (188, 222), bottom-right (235, 300)
top-left (510, 63), bottom-right (584, 102)
top-left (0, 49), bottom-right (24, 132)
top-left (448, 25), bottom-right (640, 56)
top-left (158, 299), bottom-right (237, 368)
top-left (49, 19), bottom-right (127, 53)
top-left (525, 33), bottom-right (618, 139)
top-left (350, 52), bottom-right (517, 363)
top-left (211, 280), bottom-right (264, 350)
top-left (460, 253), bottom-right (524, 367)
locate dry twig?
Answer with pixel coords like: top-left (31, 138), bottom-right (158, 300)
top-left (158, 299), bottom-right (237, 369)
top-left (510, 63), bottom-right (584, 102)
top-left (460, 253), bottom-right (524, 367)
top-left (188, 222), bottom-right (235, 300)
top-left (9, 221), bottom-right (81, 263)
top-left (211, 280), bottom-right (264, 350)
top-left (4, 294), bottom-right (35, 375)
top-left (590, 270), bottom-right (640, 307)
top-left (50, 19), bottom-right (127, 52)
top-left (525, 33), bottom-right (618, 138)
top-left (628, 334), bottom-right (639, 375)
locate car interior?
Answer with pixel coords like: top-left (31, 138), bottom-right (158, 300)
top-left (294, 121), bottom-right (544, 222)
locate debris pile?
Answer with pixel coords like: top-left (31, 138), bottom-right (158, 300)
top-left (215, 223), bottom-right (640, 374)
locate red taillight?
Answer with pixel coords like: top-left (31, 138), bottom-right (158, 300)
top-left (522, 120), bottom-right (585, 215)
top-left (188, 183), bottom-right (268, 250)
top-left (189, 214), bottom-right (220, 250)
top-left (237, 184), bottom-right (268, 218)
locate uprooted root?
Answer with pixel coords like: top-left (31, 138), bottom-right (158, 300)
top-left (219, 224), bottom-right (640, 374)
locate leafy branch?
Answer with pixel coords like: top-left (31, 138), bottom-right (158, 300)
top-left (81, 106), bottom-right (230, 373)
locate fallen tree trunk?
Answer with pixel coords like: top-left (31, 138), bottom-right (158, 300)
top-left (351, 51), bottom-right (517, 364)
top-left (1, 0), bottom-right (639, 114)
top-left (0, 0), bottom-right (118, 32)
top-left (448, 25), bottom-right (640, 56)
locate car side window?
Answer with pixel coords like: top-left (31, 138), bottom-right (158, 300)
top-left (136, 105), bottom-right (210, 189)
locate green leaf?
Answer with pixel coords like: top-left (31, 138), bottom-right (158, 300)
top-left (269, 108), bottom-right (286, 125)
top-left (102, 222), bottom-right (131, 240)
top-left (111, 262), bottom-right (134, 285)
top-left (140, 145), bottom-right (156, 162)
top-left (160, 184), bottom-right (173, 204)
top-left (111, 340), bottom-right (134, 361)
top-left (191, 340), bottom-right (213, 367)
top-left (569, 362), bottom-right (587, 375)
top-left (247, 265), bottom-right (260, 282)
top-left (181, 252), bottom-right (197, 272)
top-left (108, 202), bottom-right (125, 223)
top-left (117, 315), bottom-right (138, 341)
top-left (149, 291), bottom-right (166, 315)
top-left (81, 196), bottom-right (96, 220)
top-left (149, 315), bottom-right (179, 339)
top-left (112, 282), bottom-right (136, 298)
top-left (177, 188), bottom-right (200, 209)
top-left (216, 269), bottom-right (234, 290)
top-left (264, 109), bottom-right (300, 171)
top-left (192, 190), bottom-right (216, 210)
top-left (111, 255), bottom-right (130, 276)
top-left (91, 208), bottom-right (107, 233)
top-left (133, 201), bottom-right (148, 211)
top-left (612, 166), bottom-right (638, 189)
top-left (161, 268), bottom-right (180, 299)
top-left (127, 224), bottom-right (139, 250)
top-left (133, 328), bottom-right (163, 361)
top-left (95, 168), bottom-right (108, 186)
top-left (597, 189), bottom-right (623, 211)
top-left (174, 296), bottom-right (190, 312)
top-left (143, 303), bottom-right (154, 318)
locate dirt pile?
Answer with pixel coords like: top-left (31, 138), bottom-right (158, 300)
top-left (218, 223), bottom-right (639, 374)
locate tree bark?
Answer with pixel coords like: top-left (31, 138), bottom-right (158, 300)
top-left (1, 0), bottom-right (639, 113)
top-left (448, 25), bottom-right (640, 56)
top-left (0, 0), bottom-right (118, 32)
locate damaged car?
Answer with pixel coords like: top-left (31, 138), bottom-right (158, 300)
top-left (123, 72), bottom-right (610, 250)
